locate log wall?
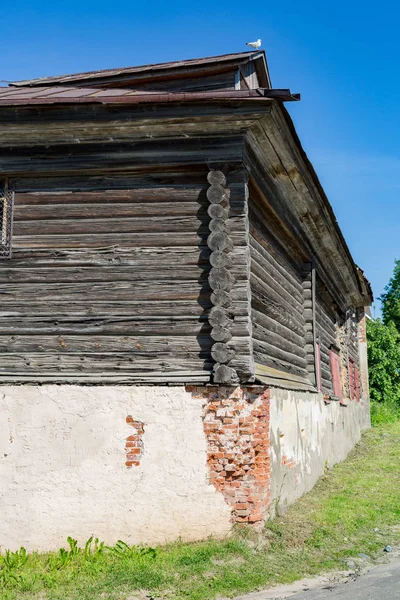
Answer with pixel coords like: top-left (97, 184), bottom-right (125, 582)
top-left (248, 195), bottom-right (309, 381)
top-left (0, 169), bottom-right (251, 383)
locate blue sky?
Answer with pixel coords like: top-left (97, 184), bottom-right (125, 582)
top-left (0, 1), bottom-right (398, 314)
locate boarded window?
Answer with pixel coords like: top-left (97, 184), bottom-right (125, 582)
top-left (355, 367), bottom-right (360, 401)
top-left (330, 350), bottom-right (342, 399)
top-left (0, 186), bottom-right (13, 258)
top-left (315, 342), bottom-right (322, 392)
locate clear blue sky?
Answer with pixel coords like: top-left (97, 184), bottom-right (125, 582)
top-left (1, 1), bottom-right (398, 314)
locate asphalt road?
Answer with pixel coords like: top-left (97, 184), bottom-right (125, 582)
top-left (234, 557), bottom-right (400, 600)
top-left (287, 558), bottom-right (400, 599)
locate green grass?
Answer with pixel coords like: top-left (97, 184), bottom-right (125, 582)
top-left (1, 422), bottom-right (400, 600)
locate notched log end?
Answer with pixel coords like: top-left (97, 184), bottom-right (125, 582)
top-left (213, 364), bottom-right (239, 384)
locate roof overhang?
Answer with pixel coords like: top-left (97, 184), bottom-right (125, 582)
top-left (0, 86), bottom-right (299, 106)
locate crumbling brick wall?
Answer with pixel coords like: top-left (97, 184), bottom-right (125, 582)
top-left (187, 385), bottom-right (271, 525)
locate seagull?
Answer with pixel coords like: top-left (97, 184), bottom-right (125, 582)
top-left (246, 38), bottom-right (262, 50)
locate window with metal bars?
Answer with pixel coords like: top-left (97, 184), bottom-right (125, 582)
top-left (0, 184), bottom-right (13, 258)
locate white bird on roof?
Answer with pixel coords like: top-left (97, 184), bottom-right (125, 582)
top-left (246, 38), bottom-right (262, 50)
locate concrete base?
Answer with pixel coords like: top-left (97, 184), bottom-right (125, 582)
top-left (0, 385), bottom-right (231, 552)
top-left (0, 384), bottom-right (370, 551)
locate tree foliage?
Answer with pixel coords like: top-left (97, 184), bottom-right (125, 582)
top-left (381, 258), bottom-right (400, 330)
top-left (367, 318), bottom-right (400, 408)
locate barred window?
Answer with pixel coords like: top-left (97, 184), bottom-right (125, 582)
top-left (0, 185), bottom-right (13, 258)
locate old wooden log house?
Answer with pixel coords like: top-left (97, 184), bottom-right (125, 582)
top-left (0, 51), bottom-right (372, 550)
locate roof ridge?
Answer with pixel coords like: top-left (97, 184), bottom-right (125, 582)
top-left (11, 51), bottom-right (265, 87)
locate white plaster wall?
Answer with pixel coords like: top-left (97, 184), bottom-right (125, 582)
top-left (0, 385), bottom-right (231, 552)
top-left (269, 389), bottom-right (370, 515)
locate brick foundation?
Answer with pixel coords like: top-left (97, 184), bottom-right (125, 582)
top-left (188, 385), bottom-right (271, 525)
top-left (125, 416), bottom-right (144, 467)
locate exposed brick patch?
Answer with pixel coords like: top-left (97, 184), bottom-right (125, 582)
top-left (188, 385), bottom-right (271, 525)
top-left (281, 454), bottom-right (297, 469)
top-left (125, 416), bottom-right (144, 468)
top-left (359, 314), bottom-right (367, 344)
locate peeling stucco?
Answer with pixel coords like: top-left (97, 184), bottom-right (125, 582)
top-left (269, 388), bottom-right (370, 515)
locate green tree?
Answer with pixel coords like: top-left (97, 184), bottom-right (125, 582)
top-left (381, 258), bottom-right (400, 330)
top-left (367, 318), bottom-right (400, 411)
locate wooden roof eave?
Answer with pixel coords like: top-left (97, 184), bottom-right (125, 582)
top-left (244, 104), bottom-right (370, 310)
top-left (0, 98), bottom-right (273, 149)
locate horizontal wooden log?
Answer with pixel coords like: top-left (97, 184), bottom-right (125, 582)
top-left (0, 300), bottom-right (214, 317)
top-left (12, 230), bottom-right (247, 249)
top-left (14, 201), bottom-right (208, 221)
top-left (9, 246), bottom-right (211, 266)
top-left (0, 265), bottom-right (209, 284)
top-left (0, 335), bottom-right (213, 354)
top-left (12, 232), bottom-right (208, 248)
top-left (0, 317), bottom-right (211, 336)
top-left (0, 280), bottom-right (211, 302)
top-left (13, 215), bottom-right (210, 236)
top-left (13, 216), bottom-right (242, 237)
top-left (0, 353), bottom-right (214, 374)
top-left (14, 188), bottom-right (208, 204)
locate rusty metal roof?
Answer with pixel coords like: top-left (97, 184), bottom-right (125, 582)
top-left (0, 86), bottom-right (299, 106)
top-left (11, 51), bottom-right (268, 88)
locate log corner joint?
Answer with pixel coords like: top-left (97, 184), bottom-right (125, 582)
top-left (206, 169), bottom-right (239, 385)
